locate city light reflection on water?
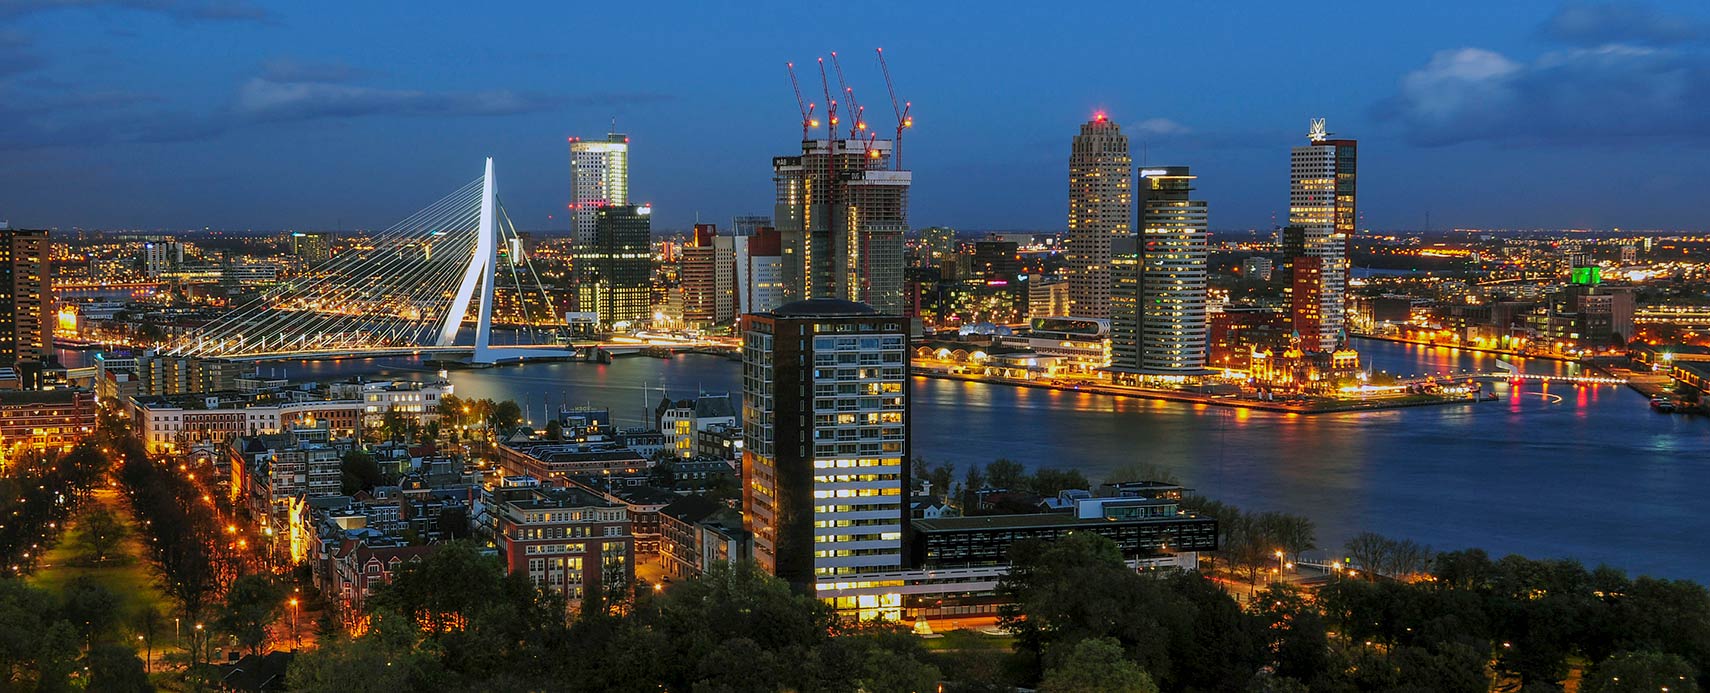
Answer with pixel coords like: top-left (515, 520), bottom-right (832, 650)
top-left (124, 338), bottom-right (1708, 581)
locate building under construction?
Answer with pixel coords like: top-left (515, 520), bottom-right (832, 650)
top-left (772, 52), bottom-right (913, 315)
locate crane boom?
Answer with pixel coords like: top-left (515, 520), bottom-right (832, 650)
top-left (786, 62), bottom-right (815, 140)
top-left (830, 51), bottom-right (865, 139)
top-left (816, 57), bottom-right (838, 143)
top-left (875, 47), bottom-right (912, 171)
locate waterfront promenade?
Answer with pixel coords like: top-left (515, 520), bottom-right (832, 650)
top-left (910, 368), bottom-right (1492, 415)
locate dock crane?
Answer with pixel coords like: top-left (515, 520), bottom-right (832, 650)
top-left (875, 47), bottom-right (912, 171)
top-left (785, 62), bottom-right (818, 140)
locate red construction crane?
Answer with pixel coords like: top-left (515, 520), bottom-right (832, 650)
top-left (816, 57), bottom-right (838, 142)
top-left (785, 62), bottom-right (817, 140)
top-left (875, 47), bottom-right (912, 171)
top-left (830, 51), bottom-right (867, 140)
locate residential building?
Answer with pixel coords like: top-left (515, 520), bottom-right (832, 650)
top-left (1065, 114), bottom-right (1131, 320)
top-left (494, 440), bottom-right (648, 483)
top-left (0, 228), bottom-right (51, 388)
top-left (290, 232), bottom-right (332, 264)
top-left (0, 389), bottom-right (95, 453)
top-left (1110, 166), bottom-right (1210, 378)
top-left (679, 224), bottom-right (722, 328)
top-left (569, 132), bottom-right (630, 247)
top-left (654, 392), bottom-right (737, 460)
top-left (128, 393), bottom-right (364, 452)
top-left (658, 495), bottom-right (751, 580)
top-left (228, 428), bottom-right (345, 530)
top-left (741, 299), bottom-right (910, 606)
top-left (491, 478), bottom-right (634, 605)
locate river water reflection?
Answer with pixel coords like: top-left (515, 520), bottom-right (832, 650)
top-left (143, 338), bottom-right (1707, 580)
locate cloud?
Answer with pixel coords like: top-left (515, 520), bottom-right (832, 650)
top-left (1542, 2), bottom-right (1707, 46)
top-left (0, 32), bottom-right (45, 78)
top-left (0, 0), bottom-right (273, 22)
top-left (1375, 43), bottom-right (1710, 146)
top-left (1131, 117), bottom-right (1190, 136)
top-left (234, 78), bottom-right (559, 122)
top-left (258, 58), bottom-right (373, 84)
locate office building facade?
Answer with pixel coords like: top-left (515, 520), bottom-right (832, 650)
top-left (1065, 114), bottom-right (1131, 320)
top-left (569, 133), bottom-right (630, 247)
top-left (741, 299), bottom-right (909, 603)
top-left (576, 205), bottom-right (653, 328)
top-left (1288, 119), bottom-right (1356, 351)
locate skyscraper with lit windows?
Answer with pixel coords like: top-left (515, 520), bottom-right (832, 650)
top-left (741, 298), bottom-right (909, 615)
top-left (569, 132), bottom-right (630, 247)
top-left (1288, 119), bottom-right (1356, 351)
top-left (1110, 167), bottom-right (1208, 378)
top-left (1066, 114), bottom-right (1132, 320)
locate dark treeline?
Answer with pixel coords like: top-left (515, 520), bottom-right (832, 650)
top-left (996, 532), bottom-right (1710, 692)
top-left (0, 443), bottom-right (108, 572)
top-left (114, 434), bottom-right (235, 631)
top-left (288, 543), bottom-right (939, 692)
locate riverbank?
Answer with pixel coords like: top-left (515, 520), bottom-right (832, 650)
top-left (911, 369), bottom-right (1492, 415)
top-left (1350, 333), bottom-right (1574, 362)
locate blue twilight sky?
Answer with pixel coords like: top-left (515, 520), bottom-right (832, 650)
top-left (2, 1), bottom-right (1710, 234)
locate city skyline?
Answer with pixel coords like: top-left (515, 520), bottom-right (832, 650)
top-left (5, 2), bottom-right (1710, 233)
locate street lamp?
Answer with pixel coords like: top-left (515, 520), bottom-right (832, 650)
top-left (1275, 550), bottom-right (1285, 577)
top-left (289, 598), bottom-right (299, 647)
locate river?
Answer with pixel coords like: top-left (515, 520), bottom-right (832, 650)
top-left (74, 339), bottom-right (1710, 581)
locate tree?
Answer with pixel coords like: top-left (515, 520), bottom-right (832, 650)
top-left (61, 576), bottom-right (123, 642)
top-left (1581, 651), bottom-right (1699, 693)
top-left (216, 574), bottom-right (286, 654)
top-left (489, 400), bottom-right (523, 434)
top-left (380, 409), bottom-right (408, 443)
top-left (72, 506), bottom-right (127, 565)
top-left (986, 458), bottom-right (1028, 490)
top-left (134, 604), bottom-right (163, 674)
top-left (286, 610), bottom-right (445, 692)
top-left (340, 449), bottom-right (384, 496)
top-left (82, 644), bottom-right (150, 693)
top-left (1040, 637), bottom-right (1158, 693)
top-left (545, 419), bottom-right (564, 441)
top-left (1031, 468), bottom-right (1091, 497)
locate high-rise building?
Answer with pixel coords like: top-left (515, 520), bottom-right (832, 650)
top-left (290, 232), bottom-right (332, 264)
top-left (722, 226), bottom-right (785, 318)
top-left (1110, 167), bottom-right (1209, 377)
top-left (731, 215), bottom-right (772, 237)
top-left (741, 299), bottom-right (909, 598)
top-left (142, 238), bottom-right (183, 278)
top-left (575, 205), bottom-right (653, 328)
top-left (680, 224), bottom-right (721, 329)
top-left (1065, 114), bottom-right (1132, 320)
top-left (0, 228), bottom-right (51, 388)
top-left (918, 227), bottom-right (957, 265)
top-left (1288, 119), bottom-right (1356, 351)
top-left (772, 139), bottom-right (911, 314)
top-left (569, 132), bottom-right (630, 246)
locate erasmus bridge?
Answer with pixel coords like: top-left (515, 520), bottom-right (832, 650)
top-left (163, 159), bottom-right (586, 366)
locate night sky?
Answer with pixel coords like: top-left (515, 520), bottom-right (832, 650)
top-left (2, 1), bottom-right (1708, 234)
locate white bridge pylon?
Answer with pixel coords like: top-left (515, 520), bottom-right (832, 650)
top-left (163, 158), bottom-right (570, 365)
top-left (437, 157), bottom-right (499, 354)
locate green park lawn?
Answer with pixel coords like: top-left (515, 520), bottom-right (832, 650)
top-left (28, 488), bottom-right (176, 648)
